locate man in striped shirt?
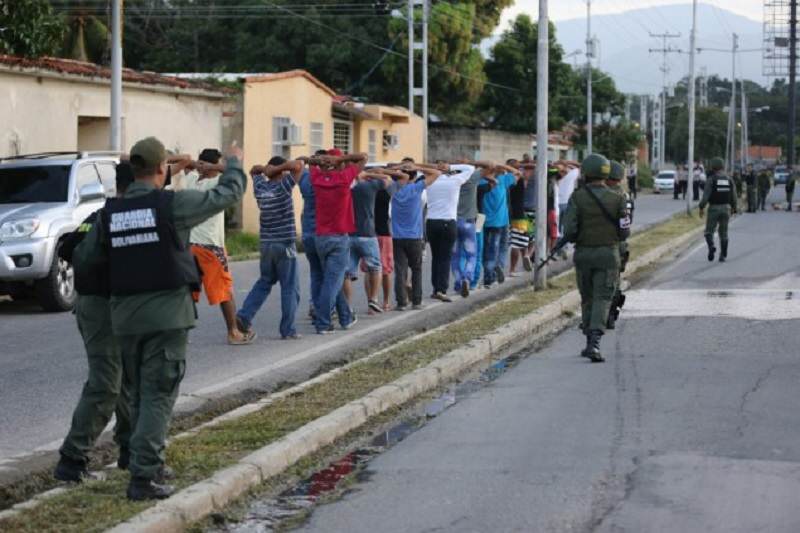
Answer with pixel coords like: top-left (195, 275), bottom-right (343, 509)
top-left (236, 157), bottom-right (304, 339)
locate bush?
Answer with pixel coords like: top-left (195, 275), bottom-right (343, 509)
top-left (637, 163), bottom-right (654, 189)
top-left (225, 231), bottom-right (259, 257)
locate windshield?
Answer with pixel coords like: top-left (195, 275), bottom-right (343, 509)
top-left (657, 172), bottom-right (674, 179)
top-left (0, 165), bottom-right (71, 204)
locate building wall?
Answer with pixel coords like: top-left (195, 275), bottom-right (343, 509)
top-left (241, 77), bottom-right (335, 234)
top-left (353, 112), bottom-right (424, 164)
top-left (429, 126), bottom-right (533, 163)
top-left (0, 70), bottom-right (225, 158)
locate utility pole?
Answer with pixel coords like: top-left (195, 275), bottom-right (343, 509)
top-left (535, 0), bottom-right (549, 289)
top-left (408, 0), bottom-right (429, 160)
top-left (724, 34), bottom-right (739, 173)
top-left (586, 0), bottom-right (593, 154)
top-left (740, 80), bottom-right (747, 170)
top-left (789, 0), bottom-right (797, 174)
top-left (649, 32), bottom-right (681, 170)
top-left (699, 67), bottom-right (708, 107)
top-left (686, 0), bottom-right (697, 215)
top-left (110, 0), bottom-right (122, 151)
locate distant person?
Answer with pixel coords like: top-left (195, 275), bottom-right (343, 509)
top-left (692, 162), bottom-right (706, 201)
top-left (787, 169), bottom-right (796, 211)
top-left (298, 150), bottom-right (329, 322)
top-left (452, 161), bottom-right (491, 296)
top-left (481, 164), bottom-right (520, 288)
top-left (626, 162), bottom-right (638, 200)
top-left (757, 167), bottom-right (773, 211)
top-left (699, 157), bottom-right (737, 263)
top-left (744, 164), bottom-right (757, 213)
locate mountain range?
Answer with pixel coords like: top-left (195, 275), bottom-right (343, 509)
top-left (485, 3), bottom-right (765, 95)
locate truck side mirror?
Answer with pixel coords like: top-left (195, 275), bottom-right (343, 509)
top-left (78, 182), bottom-right (105, 203)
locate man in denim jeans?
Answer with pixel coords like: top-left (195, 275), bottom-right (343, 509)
top-left (298, 150), bottom-right (328, 322)
top-left (310, 150), bottom-right (367, 334)
top-left (452, 161), bottom-right (494, 297)
top-left (345, 175), bottom-right (391, 314)
top-left (481, 165), bottom-right (520, 288)
top-left (237, 157), bottom-right (303, 339)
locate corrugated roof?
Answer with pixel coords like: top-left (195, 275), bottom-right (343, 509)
top-left (0, 54), bottom-right (229, 94)
top-left (243, 69), bottom-right (336, 97)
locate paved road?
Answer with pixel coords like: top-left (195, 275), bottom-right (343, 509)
top-left (298, 191), bottom-right (800, 533)
top-left (0, 193), bottom-right (685, 470)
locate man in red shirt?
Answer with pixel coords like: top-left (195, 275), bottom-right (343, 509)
top-left (310, 150), bottom-right (367, 333)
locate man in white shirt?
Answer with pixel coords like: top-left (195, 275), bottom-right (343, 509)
top-left (175, 148), bottom-right (254, 345)
top-left (424, 162), bottom-right (476, 301)
top-left (692, 162), bottom-right (706, 201)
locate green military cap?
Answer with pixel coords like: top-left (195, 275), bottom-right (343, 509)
top-left (581, 153), bottom-right (611, 180)
top-left (608, 161), bottom-right (625, 181)
top-left (709, 157), bottom-right (724, 171)
top-left (130, 137), bottom-right (166, 171)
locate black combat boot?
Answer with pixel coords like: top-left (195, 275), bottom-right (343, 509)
top-left (580, 332), bottom-right (592, 358)
top-left (586, 330), bottom-right (605, 363)
top-left (719, 240), bottom-right (728, 263)
top-left (127, 477), bottom-right (175, 501)
top-left (117, 447), bottom-right (130, 470)
top-left (705, 234), bottom-right (716, 262)
top-left (54, 454), bottom-right (89, 483)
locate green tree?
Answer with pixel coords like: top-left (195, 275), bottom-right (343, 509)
top-left (668, 106), bottom-right (729, 163)
top-left (60, 0), bottom-right (110, 63)
top-left (480, 15), bottom-right (582, 131)
top-left (0, 0), bottom-right (65, 57)
top-left (590, 120), bottom-right (642, 163)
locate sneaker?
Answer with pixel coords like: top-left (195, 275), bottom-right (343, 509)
top-left (432, 292), bottom-right (452, 303)
top-left (508, 272), bottom-right (519, 278)
top-left (484, 283), bottom-right (495, 290)
top-left (522, 256), bottom-right (533, 272)
top-left (495, 266), bottom-right (505, 284)
top-left (281, 333), bottom-right (303, 340)
top-left (395, 304), bottom-right (408, 311)
top-left (342, 314), bottom-right (358, 330)
top-left (460, 280), bottom-right (470, 298)
top-left (368, 300), bottom-right (383, 314)
top-left (316, 329), bottom-right (333, 335)
top-left (412, 303), bottom-right (425, 310)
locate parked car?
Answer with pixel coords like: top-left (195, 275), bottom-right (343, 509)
top-left (653, 170), bottom-right (676, 193)
top-left (0, 152), bottom-right (118, 311)
top-left (773, 165), bottom-right (789, 185)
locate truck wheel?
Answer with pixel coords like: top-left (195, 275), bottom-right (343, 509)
top-left (34, 248), bottom-right (76, 312)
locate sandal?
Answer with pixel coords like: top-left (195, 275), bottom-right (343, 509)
top-left (368, 299), bottom-right (383, 313)
top-left (228, 330), bottom-right (256, 345)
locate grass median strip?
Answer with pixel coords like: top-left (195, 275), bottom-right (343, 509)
top-left (0, 212), bottom-right (703, 533)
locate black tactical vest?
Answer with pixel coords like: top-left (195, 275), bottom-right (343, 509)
top-left (59, 211), bottom-right (110, 296)
top-left (709, 175), bottom-right (733, 205)
top-left (103, 190), bottom-right (199, 295)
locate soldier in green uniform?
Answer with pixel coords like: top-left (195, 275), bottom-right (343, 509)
top-left (605, 161), bottom-right (632, 330)
top-left (73, 138), bottom-right (246, 500)
top-left (560, 154), bottom-right (630, 363)
top-left (757, 166), bottom-right (773, 211)
top-left (53, 164), bottom-right (134, 483)
top-left (744, 164), bottom-right (757, 213)
top-left (786, 170), bottom-right (796, 211)
top-left (699, 157), bottom-right (737, 263)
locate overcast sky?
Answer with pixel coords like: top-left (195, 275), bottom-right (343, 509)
top-left (502, 0), bottom-right (761, 24)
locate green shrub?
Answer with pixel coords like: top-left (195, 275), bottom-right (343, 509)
top-left (225, 231), bottom-right (259, 257)
top-left (637, 163), bottom-right (654, 189)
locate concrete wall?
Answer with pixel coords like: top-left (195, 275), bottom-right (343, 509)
top-left (0, 70), bottom-right (226, 158)
top-left (429, 126), bottom-right (533, 163)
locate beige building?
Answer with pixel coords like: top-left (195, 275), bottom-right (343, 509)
top-left (238, 70), bottom-right (424, 234)
top-left (0, 55), bottom-right (231, 158)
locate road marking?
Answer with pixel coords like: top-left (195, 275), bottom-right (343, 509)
top-left (625, 289), bottom-right (800, 321)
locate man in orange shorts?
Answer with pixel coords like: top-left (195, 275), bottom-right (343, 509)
top-left (183, 148), bottom-right (254, 345)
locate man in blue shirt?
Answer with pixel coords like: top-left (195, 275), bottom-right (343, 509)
top-left (481, 165), bottom-right (520, 287)
top-left (389, 165), bottom-right (441, 310)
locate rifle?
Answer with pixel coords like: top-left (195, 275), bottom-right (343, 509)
top-left (534, 238), bottom-right (569, 272)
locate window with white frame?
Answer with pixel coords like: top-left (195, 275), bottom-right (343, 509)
top-left (272, 116), bottom-right (291, 158)
top-left (310, 122), bottom-right (324, 154)
top-left (368, 129), bottom-right (377, 162)
top-left (333, 120), bottom-right (352, 154)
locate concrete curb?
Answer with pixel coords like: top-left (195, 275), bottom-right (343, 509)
top-left (108, 224), bottom-right (703, 532)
